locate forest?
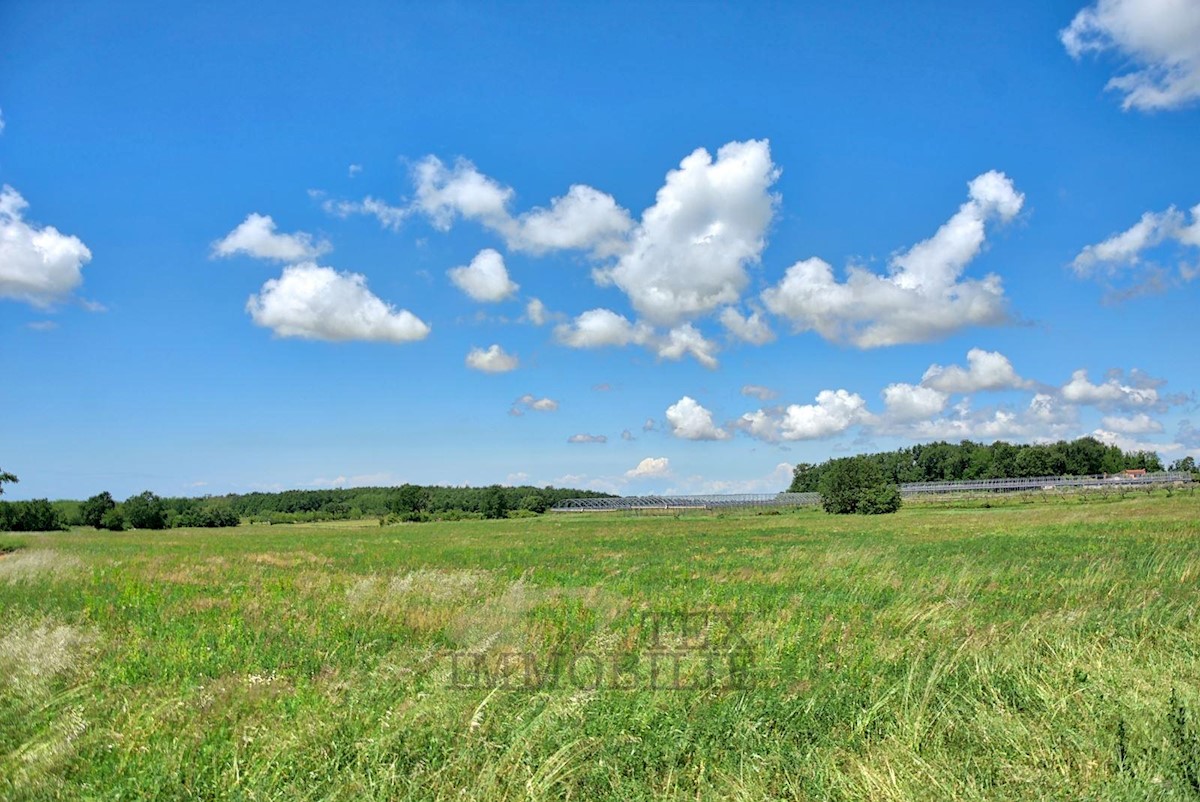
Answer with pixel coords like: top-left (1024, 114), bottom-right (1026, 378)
top-left (788, 435), bottom-right (1189, 492)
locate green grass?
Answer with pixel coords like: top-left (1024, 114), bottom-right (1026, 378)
top-left (2, 493), bottom-right (1200, 800)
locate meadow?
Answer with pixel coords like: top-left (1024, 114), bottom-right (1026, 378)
top-left (2, 493), bottom-right (1199, 800)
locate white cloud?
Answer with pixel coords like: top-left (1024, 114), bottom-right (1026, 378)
top-left (348, 164), bottom-right (362, 177)
top-left (321, 196), bottom-right (408, 230)
top-left (246, 263), bottom-right (430, 343)
top-left (719, 307), bottom-right (775, 344)
top-left (410, 156), bottom-right (632, 257)
top-left (27, 320), bottom-right (58, 331)
top-left (1091, 428), bottom-right (1182, 455)
top-left (1061, 368), bottom-right (1160, 409)
top-left (655, 324), bottom-right (720, 369)
top-left (447, 248), bottom-right (519, 302)
top-left (882, 383), bottom-right (950, 421)
top-left (621, 429), bottom-right (635, 441)
top-left (0, 107), bottom-right (5, 134)
top-left (412, 155), bottom-right (514, 232)
top-left (741, 384), bottom-right (778, 401)
top-left (741, 389), bottom-right (871, 442)
top-left (509, 394), bottom-right (559, 415)
top-left (1070, 203), bottom-right (1200, 291)
top-left (554, 308), bottom-right (653, 348)
top-left (1100, 412), bottom-right (1164, 433)
top-left (763, 171), bottom-right (1023, 347)
top-left (465, 344), bottom-right (519, 373)
top-left (525, 298), bottom-right (549, 325)
top-left (595, 140), bottom-right (780, 326)
top-left (567, 433), bottom-right (608, 444)
top-left (1061, 0), bottom-right (1200, 111)
top-left (625, 457), bottom-right (671, 479)
top-left (921, 348), bottom-right (1031, 393)
top-left (509, 184), bottom-right (633, 257)
top-left (213, 213), bottom-right (331, 262)
top-left (0, 185), bottom-right (92, 307)
top-left (666, 396), bottom-right (730, 441)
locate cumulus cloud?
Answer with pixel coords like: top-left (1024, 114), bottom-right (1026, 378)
top-left (1100, 412), bottom-right (1164, 433)
top-left (1061, 0), bottom-right (1200, 111)
top-left (213, 213), bottom-right (331, 262)
top-left (509, 184), bottom-right (634, 257)
top-left (409, 156), bottom-right (632, 257)
top-left (412, 156), bottom-right (514, 232)
top-left (1091, 428), bottom-right (1183, 454)
top-left (621, 429), bottom-right (635, 441)
top-left (447, 248), bottom-right (519, 302)
top-left (554, 308), bottom-right (653, 348)
top-left (763, 171), bottom-right (1023, 347)
top-left (509, 394), bottom-right (558, 415)
top-left (921, 348), bottom-right (1031, 393)
top-left (625, 457), bottom-right (671, 479)
top-left (666, 396), bottom-right (730, 441)
top-left (719, 307), bottom-right (775, 344)
top-left (595, 140), bottom-right (780, 326)
top-left (465, 344), bottom-right (519, 373)
top-left (1061, 368), bottom-right (1161, 409)
top-left (246, 263), bottom-right (430, 343)
top-left (1070, 203), bottom-right (1200, 292)
top-left (567, 433), bottom-right (608, 444)
top-left (0, 186), bottom-right (93, 307)
top-left (882, 383), bottom-right (950, 421)
top-left (741, 384), bottom-right (778, 401)
top-left (655, 324), bottom-right (720, 369)
top-left (741, 389), bottom-right (871, 442)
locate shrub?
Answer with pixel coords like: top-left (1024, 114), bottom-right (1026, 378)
top-left (100, 507), bottom-right (126, 531)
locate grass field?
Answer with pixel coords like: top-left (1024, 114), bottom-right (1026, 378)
top-left (2, 493), bottom-right (1200, 800)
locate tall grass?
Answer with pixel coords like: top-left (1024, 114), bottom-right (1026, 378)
top-left (0, 493), bottom-right (1198, 799)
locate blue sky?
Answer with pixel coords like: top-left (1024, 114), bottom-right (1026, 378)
top-left (2, 0), bottom-right (1199, 500)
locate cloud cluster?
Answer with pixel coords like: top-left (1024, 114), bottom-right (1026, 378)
top-left (1070, 203), bottom-right (1200, 293)
top-left (553, 308), bottom-right (721, 368)
top-left (763, 171), bottom-right (1023, 347)
top-left (0, 185), bottom-right (93, 307)
top-left (661, 348), bottom-right (1183, 455)
top-left (246, 263), bottom-right (430, 343)
top-left (1061, 0), bottom-right (1200, 111)
top-left (213, 213), bottom-right (331, 262)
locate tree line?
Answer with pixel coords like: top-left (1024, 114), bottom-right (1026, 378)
top-left (789, 436), bottom-right (1185, 493)
top-left (0, 470), bottom-right (613, 531)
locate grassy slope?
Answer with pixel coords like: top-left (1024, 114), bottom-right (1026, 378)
top-left (1, 493), bottom-right (1199, 800)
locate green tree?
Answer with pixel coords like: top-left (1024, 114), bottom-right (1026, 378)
top-left (480, 485), bottom-right (510, 519)
top-left (124, 491), bottom-right (167, 530)
top-left (100, 507), bottom-right (125, 531)
top-left (818, 456), bottom-right (902, 515)
top-left (0, 469), bottom-right (17, 496)
top-left (788, 463), bottom-right (821, 493)
top-left (81, 491), bottom-right (117, 529)
top-left (1169, 456), bottom-right (1196, 473)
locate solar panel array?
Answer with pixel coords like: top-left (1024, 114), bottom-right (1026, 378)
top-left (550, 472), bottom-right (1193, 512)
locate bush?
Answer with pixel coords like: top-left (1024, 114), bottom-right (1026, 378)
top-left (0, 499), bottom-right (67, 531)
top-left (818, 456), bottom-right (903, 515)
top-left (100, 507), bottom-right (126, 531)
